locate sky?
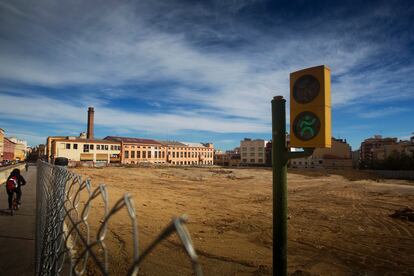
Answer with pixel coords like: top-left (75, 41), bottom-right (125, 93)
top-left (0, 0), bottom-right (413, 150)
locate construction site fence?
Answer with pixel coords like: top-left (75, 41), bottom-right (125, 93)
top-left (35, 160), bottom-right (203, 276)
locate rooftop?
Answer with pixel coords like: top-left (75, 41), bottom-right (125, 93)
top-left (104, 136), bottom-right (161, 145)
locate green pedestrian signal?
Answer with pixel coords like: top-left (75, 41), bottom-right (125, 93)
top-left (292, 111), bottom-right (321, 141)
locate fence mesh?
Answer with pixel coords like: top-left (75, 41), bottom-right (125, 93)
top-left (35, 160), bottom-right (203, 276)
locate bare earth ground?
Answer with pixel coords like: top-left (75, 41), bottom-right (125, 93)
top-left (71, 166), bottom-right (414, 276)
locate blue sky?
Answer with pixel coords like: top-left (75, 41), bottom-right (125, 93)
top-left (0, 0), bottom-right (413, 150)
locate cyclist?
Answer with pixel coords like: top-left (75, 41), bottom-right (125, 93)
top-left (6, 169), bottom-right (26, 209)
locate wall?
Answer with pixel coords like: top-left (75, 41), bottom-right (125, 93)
top-left (371, 170), bottom-right (414, 180)
top-left (0, 163), bottom-right (25, 184)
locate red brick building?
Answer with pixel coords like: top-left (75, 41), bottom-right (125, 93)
top-left (3, 137), bottom-right (16, 161)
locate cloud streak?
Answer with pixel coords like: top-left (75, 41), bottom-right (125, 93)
top-left (0, 0), bottom-right (413, 148)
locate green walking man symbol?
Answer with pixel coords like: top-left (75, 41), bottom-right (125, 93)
top-left (299, 115), bottom-right (316, 138)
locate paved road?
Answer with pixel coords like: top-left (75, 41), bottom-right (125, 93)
top-left (0, 165), bottom-right (36, 275)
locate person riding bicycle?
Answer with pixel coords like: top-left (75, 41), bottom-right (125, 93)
top-left (6, 169), bottom-right (26, 209)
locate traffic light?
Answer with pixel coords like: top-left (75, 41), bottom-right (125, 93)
top-left (290, 65), bottom-right (331, 148)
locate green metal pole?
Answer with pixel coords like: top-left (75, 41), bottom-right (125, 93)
top-left (272, 96), bottom-right (288, 276)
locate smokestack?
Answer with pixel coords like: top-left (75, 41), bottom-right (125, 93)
top-left (87, 107), bottom-right (94, 139)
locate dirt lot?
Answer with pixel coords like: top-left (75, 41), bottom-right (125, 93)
top-left (71, 166), bottom-right (414, 275)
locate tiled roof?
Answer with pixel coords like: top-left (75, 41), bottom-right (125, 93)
top-left (158, 140), bottom-right (186, 146)
top-left (104, 136), bottom-right (161, 145)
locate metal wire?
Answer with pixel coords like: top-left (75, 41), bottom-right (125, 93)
top-left (35, 160), bottom-right (203, 276)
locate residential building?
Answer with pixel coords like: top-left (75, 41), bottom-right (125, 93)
top-left (371, 138), bottom-right (414, 161)
top-left (240, 138), bottom-right (268, 165)
top-left (9, 137), bottom-right (28, 161)
top-left (214, 150), bottom-right (241, 166)
top-left (3, 137), bottom-right (16, 161)
top-left (290, 138), bottom-right (352, 169)
top-left (360, 135), bottom-right (398, 165)
top-left (0, 128), bottom-right (4, 162)
top-left (352, 150), bottom-right (360, 168)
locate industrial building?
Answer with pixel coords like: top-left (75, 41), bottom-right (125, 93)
top-left (47, 107), bottom-right (214, 166)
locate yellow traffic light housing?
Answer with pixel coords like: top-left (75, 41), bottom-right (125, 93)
top-left (290, 65), bottom-right (331, 148)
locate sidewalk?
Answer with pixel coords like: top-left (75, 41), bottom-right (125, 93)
top-left (0, 165), bottom-right (36, 275)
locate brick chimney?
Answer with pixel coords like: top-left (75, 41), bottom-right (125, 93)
top-left (87, 107), bottom-right (94, 139)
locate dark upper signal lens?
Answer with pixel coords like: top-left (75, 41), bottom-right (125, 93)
top-left (293, 75), bottom-right (320, 104)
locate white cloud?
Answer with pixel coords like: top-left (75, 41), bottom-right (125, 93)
top-left (358, 107), bottom-right (410, 119)
top-left (0, 0), bottom-right (413, 146)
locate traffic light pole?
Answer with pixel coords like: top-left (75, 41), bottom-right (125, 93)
top-left (272, 96), bottom-right (314, 276)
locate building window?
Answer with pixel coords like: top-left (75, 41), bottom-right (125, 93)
top-left (250, 159), bottom-right (255, 162)
top-left (105, 145), bottom-right (108, 150)
top-left (258, 152), bottom-right (263, 157)
top-left (97, 145), bottom-right (100, 150)
top-left (258, 159), bottom-right (263, 163)
top-left (74, 144), bottom-right (78, 150)
top-left (155, 151), bottom-right (158, 158)
top-left (319, 160), bottom-right (323, 164)
top-left (137, 151), bottom-right (141, 158)
top-left (180, 152), bottom-right (183, 158)
top-left (250, 152), bottom-right (255, 156)
top-left (242, 153), bottom-right (247, 157)
top-left (173, 152), bottom-right (175, 158)
top-left (242, 159), bottom-right (247, 162)
top-left (110, 145), bottom-right (114, 150)
top-left (162, 151), bottom-right (165, 158)
top-left (184, 152), bottom-right (187, 158)
top-left (143, 151), bottom-right (146, 158)
top-left (90, 144), bottom-right (94, 150)
top-left (131, 151), bottom-right (135, 158)
top-left (148, 151), bottom-right (151, 158)
top-left (125, 151), bottom-right (129, 158)
top-left (66, 143), bottom-right (71, 149)
top-left (83, 144), bottom-right (89, 153)
top-left (250, 147), bottom-right (255, 151)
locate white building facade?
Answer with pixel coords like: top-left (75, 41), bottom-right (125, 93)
top-left (240, 138), bottom-right (268, 165)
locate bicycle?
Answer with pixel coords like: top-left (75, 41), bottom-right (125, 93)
top-left (10, 192), bottom-right (19, 216)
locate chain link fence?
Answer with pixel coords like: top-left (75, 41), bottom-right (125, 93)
top-left (35, 160), bottom-right (203, 276)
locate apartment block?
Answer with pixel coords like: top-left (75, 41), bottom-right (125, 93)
top-left (0, 128), bottom-right (4, 162)
top-left (8, 137), bottom-right (28, 161)
top-left (3, 137), bottom-right (16, 161)
top-left (360, 135), bottom-right (398, 164)
top-left (240, 138), bottom-right (268, 165)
